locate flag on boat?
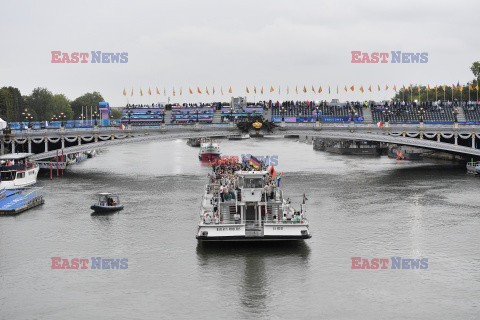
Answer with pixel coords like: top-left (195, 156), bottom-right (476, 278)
top-left (269, 166), bottom-right (277, 177)
top-left (119, 124), bottom-right (125, 130)
top-left (249, 155), bottom-right (261, 169)
top-left (277, 171), bottom-right (284, 187)
top-left (377, 121), bottom-right (384, 127)
top-left (302, 193), bottom-right (308, 204)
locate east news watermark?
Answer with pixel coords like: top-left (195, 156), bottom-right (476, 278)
top-left (351, 51), bottom-right (428, 64)
top-left (351, 257), bottom-right (428, 270)
top-left (51, 257), bottom-right (128, 269)
top-left (51, 51), bottom-right (128, 63)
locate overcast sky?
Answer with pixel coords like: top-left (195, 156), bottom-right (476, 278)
top-left (1, 0), bottom-right (479, 107)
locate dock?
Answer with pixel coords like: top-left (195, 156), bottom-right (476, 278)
top-left (0, 187), bottom-right (45, 215)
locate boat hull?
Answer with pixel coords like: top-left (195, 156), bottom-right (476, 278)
top-left (325, 147), bottom-right (381, 155)
top-left (196, 235), bottom-right (312, 241)
top-left (90, 204), bottom-right (124, 213)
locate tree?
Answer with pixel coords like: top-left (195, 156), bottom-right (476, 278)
top-left (25, 87), bottom-right (53, 121)
top-left (70, 92), bottom-right (104, 118)
top-left (471, 61), bottom-right (480, 81)
top-left (50, 94), bottom-right (74, 120)
top-left (110, 108), bottom-right (123, 119)
top-left (1, 87), bottom-right (24, 121)
top-left (0, 89), bottom-right (13, 121)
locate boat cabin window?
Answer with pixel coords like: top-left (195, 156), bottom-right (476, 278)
top-left (16, 172), bottom-right (25, 179)
top-left (1, 171), bottom-right (15, 181)
top-left (244, 177), bottom-right (263, 188)
top-left (237, 176), bottom-right (244, 188)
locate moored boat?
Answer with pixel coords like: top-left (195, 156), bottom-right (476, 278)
top-left (0, 153), bottom-right (39, 190)
top-left (198, 139), bottom-right (221, 161)
top-left (91, 193), bottom-right (124, 213)
top-left (196, 159), bottom-right (311, 241)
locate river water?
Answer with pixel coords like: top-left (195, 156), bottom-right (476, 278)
top-left (1, 138), bottom-right (479, 319)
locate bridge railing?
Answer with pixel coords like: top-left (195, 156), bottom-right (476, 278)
top-left (14, 187), bottom-right (43, 210)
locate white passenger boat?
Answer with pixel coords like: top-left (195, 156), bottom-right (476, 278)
top-left (0, 153), bottom-right (39, 189)
top-left (196, 167), bottom-right (311, 241)
top-left (198, 139), bottom-right (221, 161)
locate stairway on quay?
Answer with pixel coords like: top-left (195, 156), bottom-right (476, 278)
top-left (212, 110), bottom-right (222, 124)
top-left (362, 107), bottom-right (373, 123)
top-left (457, 107), bottom-right (466, 122)
top-left (164, 109), bottom-right (172, 123)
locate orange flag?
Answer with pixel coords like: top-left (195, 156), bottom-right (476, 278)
top-left (344, 85), bottom-right (347, 92)
top-left (123, 88), bottom-right (126, 96)
top-left (163, 88), bottom-right (166, 96)
top-left (303, 86), bottom-right (307, 93)
top-left (212, 87), bottom-right (215, 95)
top-left (287, 86), bottom-right (289, 94)
top-left (229, 87), bottom-right (232, 93)
top-left (312, 85), bottom-right (315, 93)
top-left (417, 86), bottom-right (421, 93)
top-left (385, 85), bottom-right (389, 90)
top-left (261, 87), bottom-right (264, 94)
top-left (350, 85), bottom-right (354, 91)
top-left (156, 87), bottom-right (160, 95)
top-left (377, 85), bottom-right (380, 91)
top-left (409, 85), bottom-right (413, 91)
top-left (221, 87), bottom-right (224, 95)
top-left (428, 84), bottom-right (431, 90)
top-left (403, 85), bottom-right (406, 91)
top-left (197, 87), bottom-right (202, 94)
top-left (469, 84), bottom-right (473, 91)
top-left (296, 86), bottom-right (298, 94)
top-left (360, 86), bottom-right (364, 93)
top-left (459, 86), bottom-right (463, 92)
top-left (180, 88), bottom-right (183, 95)
top-left (148, 88), bottom-right (152, 95)
top-left (131, 88), bottom-right (133, 96)
top-left (336, 85), bottom-right (339, 94)
top-left (442, 85), bottom-right (446, 91)
top-left (246, 87), bottom-right (250, 93)
top-left (393, 85), bottom-right (396, 92)
top-left (452, 84), bottom-right (457, 90)
top-left (368, 85), bottom-right (372, 92)
top-left (206, 87), bottom-right (209, 95)
top-left (278, 86), bottom-right (281, 94)
top-left (435, 85), bottom-right (437, 92)
top-left (173, 88), bottom-right (175, 96)
top-left (329, 86), bottom-right (331, 94)
top-left (140, 88), bottom-right (143, 96)
top-left (254, 86), bottom-right (257, 94)
top-left (476, 84), bottom-right (479, 90)
top-left (318, 86), bottom-right (322, 93)
top-left (189, 88), bottom-right (193, 94)
top-left (270, 86), bottom-right (274, 92)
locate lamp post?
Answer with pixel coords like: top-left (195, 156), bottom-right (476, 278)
top-left (229, 106), bottom-right (234, 126)
top-left (21, 108), bottom-right (29, 130)
top-left (60, 112), bottom-right (66, 129)
top-left (93, 111), bottom-right (99, 127)
top-left (126, 109), bottom-right (133, 128)
top-left (418, 107), bottom-right (425, 127)
top-left (281, 106), bottom-right (285, 127)
top-left (26, 114), bottom-right (33, 130)
top-left (195, 109), bottom-right (199, 127)
top-left (453, 107), bottom-right (459, 128)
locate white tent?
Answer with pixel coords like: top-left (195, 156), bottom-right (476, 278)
top-left (0, 118), bottom-right (6, 130)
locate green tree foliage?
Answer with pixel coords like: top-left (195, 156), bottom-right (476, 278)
top-left (50, 94), bottom-right (74, 120)
top-left (70, 92), bottom-right (104, 118)
top-left (110, 108), bottom-right (123, 119)
top-left (0, 86), bottom-right (24, 121)
top-left (24, 87), bottom-right (53, 120)
top-left (471, 61), bottom-right (480, 80)
top-left (0, 89), bottom-right (13, 121)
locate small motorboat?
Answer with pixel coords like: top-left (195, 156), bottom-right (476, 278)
top-left (91, 193), bottom-right (124, 213)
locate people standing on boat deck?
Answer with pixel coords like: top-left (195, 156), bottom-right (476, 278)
top-left (219, 184), bottom-right (224, 202)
